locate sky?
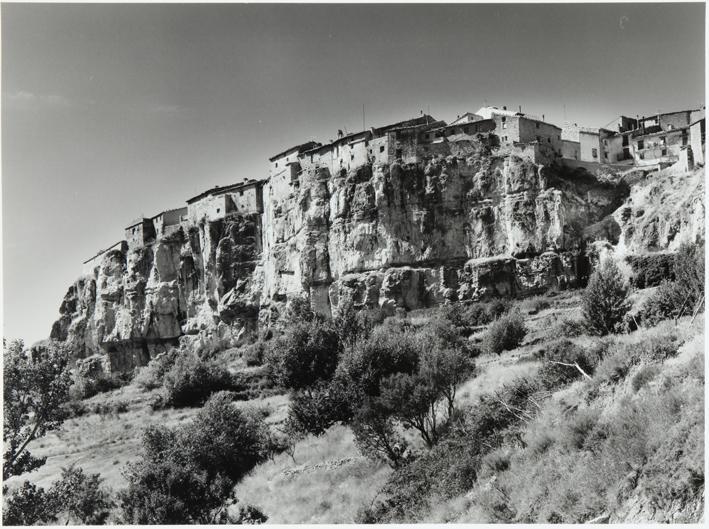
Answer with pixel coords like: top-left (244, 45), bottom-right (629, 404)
top-left (2, 2), bottom-right (705, 344)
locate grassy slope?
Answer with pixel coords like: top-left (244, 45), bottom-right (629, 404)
top-left (5, 289), bottom-right (701, 524)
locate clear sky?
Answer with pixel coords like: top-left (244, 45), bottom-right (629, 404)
top-left (2, 3), bottom-right (705, 344)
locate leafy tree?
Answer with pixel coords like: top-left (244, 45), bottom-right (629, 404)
top-left (265, 319), bottom-right (340, 391)
top-left (2, 481), bottom-right (57, 525)
top-left (582, 259), bottom-right (631, 335)
top-left (48, 466), bottom-right (113, 524)
top-left (3, 339), bottom-right (72, 480)
top-left (119, 392), bottom-right (271, 524)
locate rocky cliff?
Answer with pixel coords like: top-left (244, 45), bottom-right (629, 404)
top-left (52, 139), bottom-right (703, 372)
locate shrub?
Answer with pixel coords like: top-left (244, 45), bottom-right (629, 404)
top-left (119, 392), bottom-right (271, 524)
top-left (626, 253), bottom-right (675, 288)
top-left (265, 319), bottom-right (340, 390)
top-left (2, 481), bottom-right (57, 525)
top-left (638, 242), bottom-right (704, 325)
top-left (162, 351), bottom-right (241, 408)
top-left (632, 365), bottom-right (661, 392)
top-left (49, 466), bottom-right (113, 524)
top-left (287, 379), bottom-right (353, 436)
top-left (134, 349), bottom-right (177, 390)
top-left (242, 342), bottom-right (266, 367)
top-left (234, 504), bottom-right (268, 524)
top-left (582, 259), bottom-right (631, 335)
top-left (482, 311), bottom-right (527, 355)
top-left (537, 339), bottom-right (594, 391)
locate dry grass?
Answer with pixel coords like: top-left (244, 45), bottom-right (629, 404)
top-left (235, 425), bottom-right (391, 523)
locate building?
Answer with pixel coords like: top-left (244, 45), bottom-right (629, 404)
top-left (449, 112), bottom-right (484, 125)
top-left (186, 179), bottom-right (265, 223)
top-left (125, 217), bottom-right (156, 249)
top-left (152, 207), bottom-right (188, 237)
top-left (82, 241), bottom-right (128, 275)
top-left (268, 141), bottom-right (321, 181)
top-left (689, 109), bottom-right (705, 166)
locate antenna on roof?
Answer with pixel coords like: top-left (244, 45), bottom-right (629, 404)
top-left (362, 103), bottom-right (365, 131)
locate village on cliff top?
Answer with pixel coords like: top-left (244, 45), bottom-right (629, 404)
top-left (83, 104), bottom-right (706, 269)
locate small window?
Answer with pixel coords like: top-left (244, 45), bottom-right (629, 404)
top-left (661, 148), bottom-right (667, 156)
top-left (502, 122), bottom-right (507, 129)
top-left (395, 148), bottom-right (403, 158)
top-left (239, 190), bottom-right (244, 196)
top-left (639, 152), bottom-right (645, 160)
top-left (275, 162), bottom-right (278, 168)
top-left (351, 154), bottom-right (354, 161)
top-left (216, 208), bottom-right (220, 213)
top-left (592, 148), bottom-right (598, 158)
top-left (547, 138), bottom-right (551, 143)
top-left (637, 140), bottom-right (644, 150)
top-left (379, 146), bottom-right (385, 153)
top-left (659, 136), bottom-right (666, 146)
top-left (501, 117), bottom-right (506, 122)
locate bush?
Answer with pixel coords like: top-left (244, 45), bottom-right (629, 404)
top-left (242, 342), bottom-right (266, 367)
top-left (582, 259), bottom-right (631, 335)
top-left (537, 339), bottom-right (594, 391)
top-left (134, 349), bottom-right (177, 390)
top-left (632, 365), bottom-right (661, 392)
top-left (626, 253), bottom-right (675, 288)
top-left (637, 242), bottom-right (704, 325)
top-left (265, 319), bottom-right (340, 390)
top-left (162, 351), bottom-right (241, 408)
top-left (287, 379), bottom-right (353, 436)
top-left (48, 466), bottom-right (113, 524)
top-left (482, 311), bottom-right (527, 355)
top-left (2, 481), bottom-right (57, 525)
top-left (119, 392), bottom-right (271, 524)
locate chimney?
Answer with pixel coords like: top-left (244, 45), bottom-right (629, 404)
top-left (519, 105), bottom-right (522, 113)
top-left (502, 105), bottom-right (507, 111)
top-left (542, 114), bottom-right (545, 121)
top-left (337, 129), bottom-right (343, 139)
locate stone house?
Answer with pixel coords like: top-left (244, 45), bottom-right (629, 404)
top-left (152, 207), bottom-right (188, 237)
top-left (82, 240), bottom-right (128, 275)
top-left (186, 179), bottom-right (265, 223)
top-left (689, 110), bottom-right (705, 166)
top-left (125, 217), bottom-right (156, 249)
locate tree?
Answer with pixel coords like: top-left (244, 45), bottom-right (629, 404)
top-left (48, 466), bottom-right (114, 524)
top-left (265, 319), bottom-right (340, 391)
top-left (3, 340), bottom-right (72, 480)
top-left (119, 392), bottom-right (271, 524)
top-left (582, 259), bottom-right (631, 335)
top-left (2, 481), bottom-right (57, 525)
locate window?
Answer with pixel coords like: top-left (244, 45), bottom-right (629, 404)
top-left (682, 133), bottom-right (688, 146)
top-left (547, 138), bottom-right (551, 143)
top-left (275, 162), bottom-right (278, 167)
top-left (501, 117), bottom-right (506, 122)
top-left (661, 148), bottom-right (667, 156)
top-left (379, 146), bottom-right (385, 153)
top-left (351, 154), bottom-right (355, 161)
top-left (637, 140), bottom-right (644, 150)
top-left (239, 190), bottom-right (244, 196)
top-left (395, 148), bottom-right (403, 159)
top-left (592, 148), bottom-right (598, 158)
top-left (659, 136), bottom-right (666, 146)
top-left (536, 123), bottom-right (540, 129)
top-left (216, 208), bottom-right (220, 213)
top-left (639, 152), bottom-right (645, 160)
top-left (604, 152), bottom-right (608, 160)
top-left (502, 122), bottom-right (507, 129)
top-left (603, 139), bottom-right (608, 146)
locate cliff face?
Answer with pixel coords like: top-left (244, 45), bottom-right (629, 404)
top-left (613, 167), bottom-right (705, 254)
top-left (261, 151), bottom-right (625, 319)
top-left (51, 215), bottom-right (263, 371)
top-left (54, 142), bottom-right (680, 372)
